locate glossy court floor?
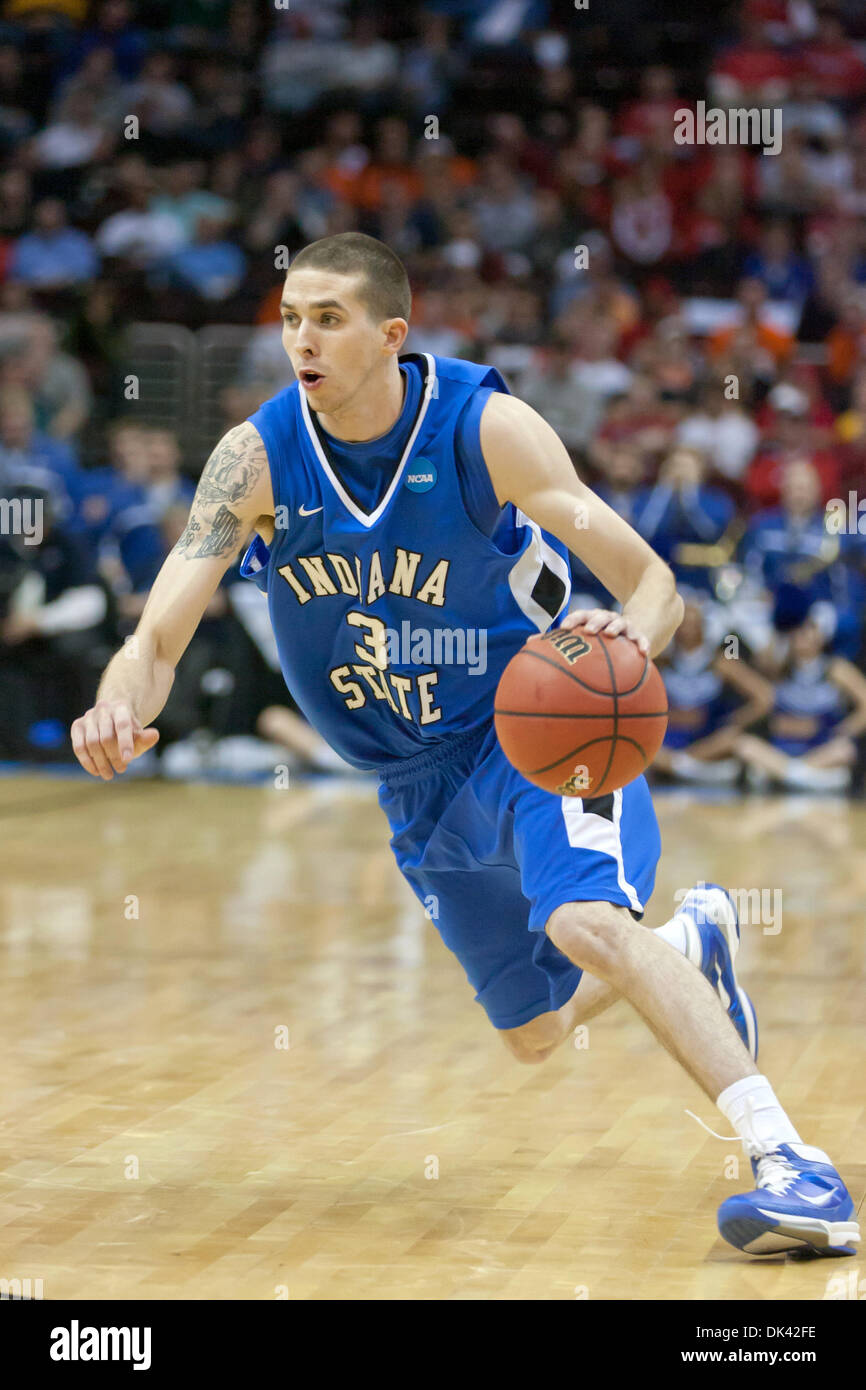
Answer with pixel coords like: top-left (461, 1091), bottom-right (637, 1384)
top-left (0, 772), bottom-right (863, 1300)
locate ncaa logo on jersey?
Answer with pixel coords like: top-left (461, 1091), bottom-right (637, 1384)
top-left (404, 457), bottom-right (437, 492)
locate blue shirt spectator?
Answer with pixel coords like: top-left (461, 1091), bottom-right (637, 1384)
top-left (159, 215), bottom-right (246, 301)
top-left (10, 199), bottom-right (99, 288)
top-left (0, 388), bottom-right (85, 526)
top-left (637, 447), bottom-right (735, 593)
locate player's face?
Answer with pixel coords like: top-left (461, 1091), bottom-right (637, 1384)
top-left (279, 269), bottom-right (402, 415)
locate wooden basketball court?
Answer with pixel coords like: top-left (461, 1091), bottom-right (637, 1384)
top-left (0, 773), bottom-right (862, 1300)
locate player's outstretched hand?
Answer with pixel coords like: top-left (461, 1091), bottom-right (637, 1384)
top-left (546, 608), bottom-right (650, 655)
top-left (71, 701), bottom-right (160, 780)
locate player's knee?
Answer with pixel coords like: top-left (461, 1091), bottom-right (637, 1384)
top-left (545, 901), bottom-right (629, 978)
top-left (500, 1012), bottom-right (565, 1065)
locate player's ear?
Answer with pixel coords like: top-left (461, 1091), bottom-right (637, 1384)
top-left (381, 317), bottom-right (409, 356)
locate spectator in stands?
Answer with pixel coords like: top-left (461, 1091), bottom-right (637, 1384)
top-left (0, 383), bottom-right (81, 522)
top-left (0, 487), bottom-right (110, 759)
top-left (118, 49), bottom-right (195, 141)
top-left (710, 10), bottom-right (796, 104)
top-left (158, 213), bottom-right (247, 304)
top-left (0, 316), bottom-right (93, 440)
top-left (152, 160), bottom-right (233, 246)
top-left (654, 600), bottom-right (773, 785)
top-left (95, 161), bottom-right (185, 270)
top-left (26, 87), bottom-right (115, 173)
top-left (741, 458), bottom-right (861, 657)
top-left (637, 446), bottom-right (737, 594)
top-left (742, 220), bottom-right (814, 307)
top-left (799, 6), bottom-right (866, 103)
top-left (735, 611), bottom-right (866, 791)
top-left (9, 198), bottom-right (98, 289)
top-left (746, 385), bottom-right (840, 507)
top-left (518, 337), bottom-right (605, 455)
top-left (676, 380), bottom-right (759, 485)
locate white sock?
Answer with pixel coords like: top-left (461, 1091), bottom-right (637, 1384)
top-left (717, 1074), bottom-right (802, 1154)
top-left (654, 914), bottom-right (700, 966)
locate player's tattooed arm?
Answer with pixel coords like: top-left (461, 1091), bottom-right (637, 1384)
top-left (173, 422), bottom-right (271, 562)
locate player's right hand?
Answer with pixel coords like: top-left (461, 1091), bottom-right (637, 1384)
top-left (71, 701), bottom-right (160, 780)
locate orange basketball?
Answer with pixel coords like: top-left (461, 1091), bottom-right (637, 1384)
top-left (494, 626), bottom-right (668, 797)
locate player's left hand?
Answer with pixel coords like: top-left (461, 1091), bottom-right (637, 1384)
top-left (552, 608), bottom-right (650, 655)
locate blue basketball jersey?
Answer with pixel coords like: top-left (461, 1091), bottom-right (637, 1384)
top-left (239, 353), bottom-right (572, 770)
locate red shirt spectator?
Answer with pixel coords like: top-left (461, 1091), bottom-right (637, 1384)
top-left (712, 21), bottom-right (797, 99)
top-left (797, 13), bottom-right (866, 101)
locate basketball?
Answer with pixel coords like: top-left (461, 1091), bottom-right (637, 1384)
top-left (494, 626), bottom-right (669, 798)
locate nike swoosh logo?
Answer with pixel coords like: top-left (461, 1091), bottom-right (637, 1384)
top-left (299, 504), bottom-right (323, 516)
top-left (798, 1189), bottom-right (838, 1207)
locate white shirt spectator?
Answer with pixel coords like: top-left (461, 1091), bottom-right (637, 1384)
top-left (573, 358), bottom-right (633, 398)
top-left (96, 210), bottom-right (186, 267)
top-left (676, 409), bottom-right (759, 481)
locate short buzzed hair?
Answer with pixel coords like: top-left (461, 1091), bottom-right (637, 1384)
top-left (286, 232), bottom-right (412, 324)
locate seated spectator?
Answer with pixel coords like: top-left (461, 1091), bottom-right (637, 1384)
top-left (0, 384), bottom-right (82, 523)
top-left (0, 315), bottom-right (93, 441)
top-left (588, 374), bottom-right (673, 471)
top-left (158, 213), bottom-right (246, 302)
top-left (741, 219), bottom-right (814, 306)
top-left (798, 7), bottom-right (866, 103)
top-left (518, 337), bottom-right (605, 455)
top-left (406, 289), bottom-right (471, 359)
top-left (740, 458), bottom-right (862, 657)
top-left (118, 50), bottom-right (195, 140)
top-left (25, 87), bottom-right (115, 171)
top-left (675, 380), bottom-right (759, 484)
top-left (710, 11), bottom-right (796, 104)
top-left (746, 389), bottom-right (840, 507)
top-left (567, 442), bottom-right (650, 609)
top-left (707, 277), bottom-right (796, 369)
top-left (152, 159), bottom-right (233, 246)
top-left (735, 613), bottom-right (866, 791)
top-left (142, 428), bottom-right (195, 517)
top-left (566, 312), bottom-right (633, 402)
top-left (654, 600), bottom-right (773, 784)
top-left (637, 446), bottom-right (737, 593)
top-left (95, 162), bottom-right (185, 270)
top-left (9, 198), bottom-right (99, 289)
top-left (75, 418), bottom-right (166, 593)
top-left (0, 487), bottom-right (110, 760)
top-left (469, 153), bottom-right (538, 254)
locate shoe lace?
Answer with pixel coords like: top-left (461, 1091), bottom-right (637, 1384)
top-left (753, 1150), bottom-right (798, 1195)
top-left (685, 1094), bottom-right (791, 1170)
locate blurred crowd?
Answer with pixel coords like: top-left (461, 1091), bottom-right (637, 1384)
top-left (1, 0), bottom-right (866, 789)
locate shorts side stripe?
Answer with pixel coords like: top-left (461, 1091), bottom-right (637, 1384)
top-left (560, 788), bottom-right (643, 913)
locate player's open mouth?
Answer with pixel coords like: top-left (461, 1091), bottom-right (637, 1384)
top-left (299, 370), bottom-right (325, 390)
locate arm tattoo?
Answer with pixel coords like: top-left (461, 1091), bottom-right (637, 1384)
top-left (190, 504), bottom-right (242, 558)
top-left (175, 514), bottom-right (202, 553)
top-left (196, 433), bottom-right (266, 506)
top-left (172, 426), bottom-right (267, 562)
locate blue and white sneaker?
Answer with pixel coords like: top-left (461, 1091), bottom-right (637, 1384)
top-left (718, 1144), bottom-right (860, 1256)
top-left (674, 883), bottom-right (759, 1059)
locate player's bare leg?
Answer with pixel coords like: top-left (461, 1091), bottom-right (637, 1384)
top-left (502, 888), bottom-right (753, 1061)
top-left (502, 898), bottom-right (860, 1257)
top-left (547, 900), bottom-right (755, 1095)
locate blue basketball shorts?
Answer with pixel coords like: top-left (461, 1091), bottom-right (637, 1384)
top-left (376, 717), bottom-right (661, 1031)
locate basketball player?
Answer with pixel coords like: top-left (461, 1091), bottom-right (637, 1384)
top-left (71, 234), bottom-right (859, 1259)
